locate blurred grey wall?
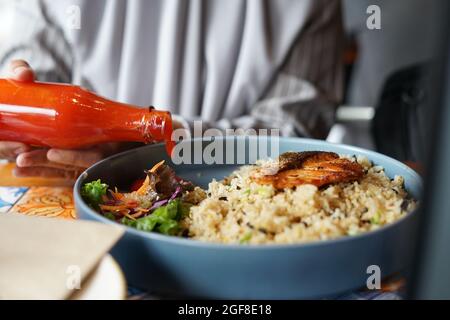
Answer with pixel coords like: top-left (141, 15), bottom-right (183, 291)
top-left (343, 0), bottom-right (438, 107)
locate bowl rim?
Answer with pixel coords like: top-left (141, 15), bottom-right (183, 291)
top-left (74, 136), bottom-right (422, 250)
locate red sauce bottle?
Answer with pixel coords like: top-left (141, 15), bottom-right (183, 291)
top-left (0, 79), bottom-right (175, 154)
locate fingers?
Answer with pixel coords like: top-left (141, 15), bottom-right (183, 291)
top-left (13, 166), bottom-right (81, 181)
top-left (47, 148), bottom-right (104, 168)
top-left (0, 141), bottom-right (31, 161)
top-left (16, 149), bottom-right (82, 171)
top-left (12, 146), bottom-right (106, 180)
top-left (16, 149), bottom-right (50, 167)
top-left (7, 59), bottom-right (35, 82)
top-left (15, 149), bottom-right (86, 183)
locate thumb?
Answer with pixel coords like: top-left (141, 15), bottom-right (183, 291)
top-left (7, 60), bottom-right (36, 82)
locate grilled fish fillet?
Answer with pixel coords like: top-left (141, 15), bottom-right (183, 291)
top-left (252, 151), bottom-right (364, 189)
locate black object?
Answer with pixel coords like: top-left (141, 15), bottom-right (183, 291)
top-left (372, 64), bottom-right (430, 163)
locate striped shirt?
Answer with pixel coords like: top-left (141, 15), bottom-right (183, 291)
top-left (0, 0), bottom-right (343, 139)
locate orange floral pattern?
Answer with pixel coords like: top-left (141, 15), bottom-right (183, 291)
top-left (10, 187), bottom-right (76, 219)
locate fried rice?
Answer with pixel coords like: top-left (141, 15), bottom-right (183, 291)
top-left (181, 155), bottom-right (417, 244)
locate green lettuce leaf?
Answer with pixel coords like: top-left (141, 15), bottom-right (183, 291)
top-left (81, 179), bottom-right (108, 208)
top-left (104, 212), bottom-right (116, 221)
top-left (122, 199), bottom-right (185, 236)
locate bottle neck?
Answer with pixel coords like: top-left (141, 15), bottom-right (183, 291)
top-left (140, 107), bottom-right (174, 144)
top-left (145, 107), bottom-right (176, 155)
top-left (72, 87), bottom-right (175, 153)
top-left (104, 104), bottom-right (174, 149)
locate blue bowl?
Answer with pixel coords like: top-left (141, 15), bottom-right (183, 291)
top-left (74, 137), bottom-right (422, 299)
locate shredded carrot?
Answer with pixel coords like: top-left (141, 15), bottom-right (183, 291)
top-left (124, 200), bottom-right (139, 208)
top-left (122, 210), bottom-right (136, 221)
top-left (150, 160), bottom-right (165, 173)
top-left (136, 160), bottom-right (166, 195)
top-left (100, 204), bottom-right (136, 220)
top-left (109, 190), bottom-right (124, 201)
top-left (99, 204), bottom-right (129, 211)
top-left (131, 208), bottom-right (150, 219)
top-left (136, 176), bottom-right (150, 195)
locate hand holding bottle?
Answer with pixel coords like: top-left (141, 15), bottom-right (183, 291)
top-left (0, 60), bottom-right (128, 181)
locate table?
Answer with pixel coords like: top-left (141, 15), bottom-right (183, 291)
top-left (0, 161), bottom-right (405, 299)
top-left (0, 162), bottom-right (76, 218)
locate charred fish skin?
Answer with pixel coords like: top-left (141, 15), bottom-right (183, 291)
top-left (278, 151), bottom-right (336, 171)
top-left (253, 151), bottom-right (364, 190)
top-left (278, 151), bottom-right (339, 172)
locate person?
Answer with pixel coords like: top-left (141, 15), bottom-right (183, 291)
top-left (0, 0), bottom-right (343, 181)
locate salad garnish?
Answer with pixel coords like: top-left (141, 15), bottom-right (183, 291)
top-left (81, 161), bottom-right (198, 236)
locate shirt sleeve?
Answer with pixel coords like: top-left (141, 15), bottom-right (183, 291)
top-left (0, 0), bottom-right (73, 83)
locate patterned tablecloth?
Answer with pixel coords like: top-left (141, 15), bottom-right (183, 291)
top-left (0, 181), bottom-right (405, 300)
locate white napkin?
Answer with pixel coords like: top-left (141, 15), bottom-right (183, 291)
top-left (0, 213), bottom-right (124, 299)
